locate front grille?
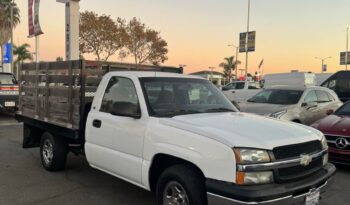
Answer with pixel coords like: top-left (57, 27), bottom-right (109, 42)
top-left (277, 157), bottom-right (323, 181)
top-left (325, 135), bottom-right (350, 151)
top-left (273, 141), bottom-right (323, 182)
top-left (273, 140), bottom-right (322, 160)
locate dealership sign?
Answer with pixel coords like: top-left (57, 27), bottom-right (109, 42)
top-left (2, 43), bottom-right (12, 64)
top-left (340, 52), bottom-right (350, 65)
top-left (28, 0), bottom-right (44, 37)
top-left (239, 31), bottom-right (256, 53)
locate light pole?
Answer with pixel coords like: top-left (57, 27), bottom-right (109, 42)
top-left (10, 0), bottom-right (14, 73)
top-left (228, 44), bottom-right (239, 81)
top-left (315, 56), bottom-right (332, 73)
top-left (346, 27), bottom-right (349, 71)
top-left (244, 0), bottom-right (251, 82)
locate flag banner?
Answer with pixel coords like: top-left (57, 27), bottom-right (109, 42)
top-left (258, 59), bottom-right (264, 69)
top-left (28, 0), bottom-right (34, 37)
top-left (28, 0), bottom-right (43, 37)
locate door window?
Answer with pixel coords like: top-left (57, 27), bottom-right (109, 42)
top-left (100, 77), bottom-right (139, 113)
top-left (304, 91), bottom-right (317, 103)
top-left (316, 90), bottom-right (331, 103)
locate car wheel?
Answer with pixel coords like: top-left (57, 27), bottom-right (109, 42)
top-left (40, 132), bottom-right (68, 171)
top-left (156, 165), bottom-right (207, 205)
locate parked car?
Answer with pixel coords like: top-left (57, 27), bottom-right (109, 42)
top-left (311, 101), bottom-right (350, 165)
top-left (16, 61), bottom-right (335, 205)
top-left (240, 86), bottom-right (343, 125)
top-left (0, 72), bottom-right (18, 111)
top-left (222, 81), bottom-right (261, 103)
top-left (261, 72), bottom-right (316, 89)
top-left (321, 71), bottom-right (350, 102)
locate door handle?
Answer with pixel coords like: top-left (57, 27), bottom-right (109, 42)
top-left (232, 91), bottom-right (236, 94)
top-left (92, 119), bottom-right (102, 128)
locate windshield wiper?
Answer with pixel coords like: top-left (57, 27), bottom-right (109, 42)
top-left (205, 108), bottom-right (235, 113)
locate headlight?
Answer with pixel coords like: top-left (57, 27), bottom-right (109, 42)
top-left (269, 110), bottom-right (287, 119)
top-left (323, 153), bottom-right (329, 166)
top-left (234, 148), bottom-right (271, 164)
top-left (321, 135), bottom-right (328, 150)
top-left (236, 171), bottom-right (274, 185)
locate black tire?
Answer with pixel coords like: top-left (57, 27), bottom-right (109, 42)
top-left (156, 165), bottom-right (207, 205)
top-left (40, 132), bottom-right (68, 172)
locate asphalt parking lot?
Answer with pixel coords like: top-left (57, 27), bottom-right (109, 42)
top-left (0, 113), bottom-right (349, 205)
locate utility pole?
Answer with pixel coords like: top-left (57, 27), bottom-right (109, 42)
top-left (245, 0), bottom-right (251, 82)
top-left (315, 56), bottom-right (331, 73)
top-left (228, 44), bottom-right (239, 81)
top-left (346, 27), bottom-right (349, 71)
top-left (10, 0), bottom-right (14, 73)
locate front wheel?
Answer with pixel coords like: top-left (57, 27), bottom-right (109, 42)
top-left (40, 132), bottom-right (68, 171)
top-left (156, 165), bottom-right (207, 205)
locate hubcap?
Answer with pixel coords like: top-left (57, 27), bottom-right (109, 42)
top-left (163, 181), bottom-right (189, 205)
top-left (42, 139), bottom-right (53, 165)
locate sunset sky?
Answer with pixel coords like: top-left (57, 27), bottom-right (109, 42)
top-left (13, 0), bottom-right (350, 74)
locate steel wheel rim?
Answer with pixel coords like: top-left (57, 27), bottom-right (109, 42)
top-left (163, 181), bottom-right (189, 205)
top-left (42, 139), bottom-right (53, 165)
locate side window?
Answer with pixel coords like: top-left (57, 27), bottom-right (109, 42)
top-left (326, 92), bottom-right (335, 102)
top-left (327, 79), bottom-right (336, 90)
top-left (316, 90), bottom-right (330, 103)
top-left (304, 90), bottom-right (318, 103)
top-left (236, 82), bottom-right (245, 89)
top-left (100, 77), bottom-right (139, 113)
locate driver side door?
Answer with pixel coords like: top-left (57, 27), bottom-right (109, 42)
top-left (300, 90), bottom-right (320, 125)
top-left (86, 76), bottom-right (146, 184)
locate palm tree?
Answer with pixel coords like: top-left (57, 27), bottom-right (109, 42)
top-left (219, 56), bottom-right (240, 82)
top-left (0, 0), bottom-right (20, 67)
top-left (13, 43), bottom-right (32, 75)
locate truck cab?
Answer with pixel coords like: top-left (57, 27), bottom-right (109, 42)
top-left (321, 71), bottom-right (350, 102)
top-left (222, 81), bottom-right (261, 104)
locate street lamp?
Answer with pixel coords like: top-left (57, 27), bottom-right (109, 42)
top-left (315, 56), bottom-right (332, 73)
top-left (228, 44), bottom-right (239, 81)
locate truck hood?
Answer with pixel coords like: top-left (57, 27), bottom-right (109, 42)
top-left (239, 102), bottom-right (293, 115)
top-left (160, 112), bottom-right (321, 150)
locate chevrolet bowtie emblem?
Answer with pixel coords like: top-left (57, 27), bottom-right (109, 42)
top-left (300, 154), bottom-right (312, 166)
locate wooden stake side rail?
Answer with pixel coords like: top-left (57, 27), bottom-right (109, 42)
top-left (17, 60), bottom-right (183, 131)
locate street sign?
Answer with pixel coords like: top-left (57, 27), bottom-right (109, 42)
top-left (239, 31), bottom-right (256, 53)
top-left (340, 52), bottom-right (350, 65)
top-left (2, 43), bottom-right (12, 64)
top-left (322, 64), bottom-right (327, 72)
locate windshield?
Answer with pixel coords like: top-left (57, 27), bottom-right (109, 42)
top-left (140, 77), bottom-right (236, 117)
top-left (335, 102), bottom-right (350, 116)
top-left (248, 89), bottom-right (303, 105)
top-left (0, 74), bottom-right (16, 85)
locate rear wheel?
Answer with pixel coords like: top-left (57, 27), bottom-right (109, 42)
top-left (40, 132), bottom-right (68, 171)
top-left (156, 165), bottom-right (207, 205)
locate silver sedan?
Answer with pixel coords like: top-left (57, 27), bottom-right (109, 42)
top-left (239, 86), bottom-right (343, 125)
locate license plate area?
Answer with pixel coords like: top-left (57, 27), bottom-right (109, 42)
top-left (305, 190), bottom-right (320, 205)
top-left (4, 101), bottom-right (15, 107)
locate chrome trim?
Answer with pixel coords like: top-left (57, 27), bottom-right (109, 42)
top-left (207, 181), bottom-right (328, 205)
top-left (237, 149), bottom-right (327, 172)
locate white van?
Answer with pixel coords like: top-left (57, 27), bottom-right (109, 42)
top-left (262, 72), bottom-right (316, 89)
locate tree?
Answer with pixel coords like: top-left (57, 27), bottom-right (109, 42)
top-left (0, 0), bottom-right (20, 67)
top-left (125, 17), bottom-right (168, 66)
top-left (219, 56), bottom-right (240, 81)
top-left (56, 57), bottom-right (63, 61)
top-left (13, 43), bottom-right (32, 75)
top-left (79, 11), bottom-right (126, 62)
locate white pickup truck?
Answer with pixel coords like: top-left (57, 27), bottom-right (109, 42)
top-left (222, 81), bottom-right (262, 104)
top-left (17, 61), bottom-right (335, 205)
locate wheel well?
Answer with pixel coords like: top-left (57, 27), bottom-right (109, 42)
top-left (149, 154), bottom-right (205, 192)
top-left (292, 119), bottom-right (301, 123)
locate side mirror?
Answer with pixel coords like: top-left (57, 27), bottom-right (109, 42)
top-left (110, 102), bottom-right (141, 119)
top-left (326, 109), bottom-right (334, 115)
top-left (302, 102), bottom-right (317, 109)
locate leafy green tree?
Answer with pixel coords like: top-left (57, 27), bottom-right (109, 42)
top-left (219, 56), bottom-right (240, 81)
top-left (124, 17), bottom-right (168, 66)
top-left (0, 0), bottom-right (20, 66)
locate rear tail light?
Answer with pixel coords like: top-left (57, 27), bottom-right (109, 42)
top-left (0, 86), bottom-right (19, 91)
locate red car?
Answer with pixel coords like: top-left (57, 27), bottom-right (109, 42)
top-left (311, 101), bottom-right (350, 165)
